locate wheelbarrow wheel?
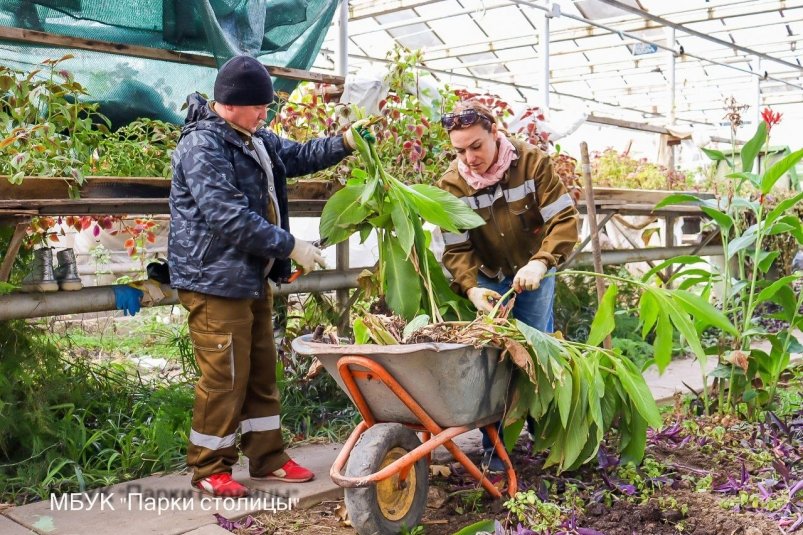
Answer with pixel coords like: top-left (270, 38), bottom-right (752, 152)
top-left (344, 423), bottom-right (429, 535)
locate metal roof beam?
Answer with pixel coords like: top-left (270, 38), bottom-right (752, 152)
top-left (420, 3), bottom-right (802, 61)
top-left (597, 0), bottom-right (803, 73)
top-left (349, 1), bottom-right (513, 36)
top-left (349, 0), bottom-right (438, 21)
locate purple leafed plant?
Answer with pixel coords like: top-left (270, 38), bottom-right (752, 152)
top-left (214, 513), bottom-right (265, 534)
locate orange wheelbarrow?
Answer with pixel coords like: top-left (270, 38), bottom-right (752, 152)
top-left (292, 335), bottom-right (517, 535)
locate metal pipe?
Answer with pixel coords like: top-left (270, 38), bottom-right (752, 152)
top-left (0, 268), bottom-right (364, 321)
top-left (564, 245), bottom-right (723, 269)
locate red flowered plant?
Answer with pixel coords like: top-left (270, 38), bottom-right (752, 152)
top-left (760, 107), bottom-right (783, 132)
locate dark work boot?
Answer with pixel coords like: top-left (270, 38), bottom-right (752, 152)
top-left (54, 248), bottom-right (83, 291)
top-left (21, 247), bottom-right (59, 292)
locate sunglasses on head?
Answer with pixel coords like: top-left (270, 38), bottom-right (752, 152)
top-left (440, 108), bottom-right (492, 131)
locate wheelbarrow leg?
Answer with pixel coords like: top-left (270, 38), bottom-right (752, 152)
top-left (484, 424), bottom-right (518, 497)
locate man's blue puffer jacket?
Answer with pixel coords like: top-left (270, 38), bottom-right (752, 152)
top-left (168, 92), bottom-right (350, 299)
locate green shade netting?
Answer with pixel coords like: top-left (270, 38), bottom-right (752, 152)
top-left (0, 0), bottom-right (338, 128)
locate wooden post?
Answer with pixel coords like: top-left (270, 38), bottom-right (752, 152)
top-left (665, 215), bottom-right (676, 287)
top-left (336, 240), bottom-right (350, 336)
top-left (580, 142), bottom-right (612, 350)
top-left (0, 219), bottom-right (30, 283)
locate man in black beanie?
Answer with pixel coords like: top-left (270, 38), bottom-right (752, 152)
top-left (169, 55), bottom-right (369, 497)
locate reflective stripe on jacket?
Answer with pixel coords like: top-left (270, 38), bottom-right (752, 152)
top-left (437, 136), bottom-right (579, 294)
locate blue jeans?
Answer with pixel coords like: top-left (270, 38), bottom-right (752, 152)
top-left (478, 268), bottom-right (556, 451)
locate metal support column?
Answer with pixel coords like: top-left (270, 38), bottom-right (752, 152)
top-left (540, 6), bottom-right (554, 114)
top-left (335, 0), bottom-right (349, 77)
top-left (335, 0), bottom-right (351, 336)
top-left (666, 27), bottom-right (677, 171)
top-left (667, 27), bottom-right (676, 126)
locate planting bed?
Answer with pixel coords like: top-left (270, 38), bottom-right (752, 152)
top-left (238, 374), bottom-right (802, 535)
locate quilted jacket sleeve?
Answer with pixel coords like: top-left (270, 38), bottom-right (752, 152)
top-left (269, 133), bottom-right (352, 178)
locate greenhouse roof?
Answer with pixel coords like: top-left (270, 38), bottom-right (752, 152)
top-left (317, 0), bottom-right (803, 134)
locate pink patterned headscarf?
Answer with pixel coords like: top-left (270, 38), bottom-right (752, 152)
top-left (458, 132), bottom-right (518, 190)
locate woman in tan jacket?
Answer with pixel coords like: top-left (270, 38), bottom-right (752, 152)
top-left (437, 100), bottom-right (580, 470)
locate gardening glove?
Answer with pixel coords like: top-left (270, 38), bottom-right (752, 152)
top-left (513, 260), bottom-right (548, 293)
top-left (129, 279), bottom-right (165, 306)
top-left (343, 118), bottom-right (376, 149)
top-left (467, 287), bottom-right (503, 314)
top-left (289, 239), bottom-right (326, 274)
top-left (113, 285), bottom-right (143, 316)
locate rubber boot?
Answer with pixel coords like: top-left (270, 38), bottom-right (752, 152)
top-left (21, 248), bottom-right (59, 292)
top-left (54, 248), bottom-right (83, 291)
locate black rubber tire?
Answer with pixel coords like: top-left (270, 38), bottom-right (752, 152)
top-left (344, 423), bottom-right (429, 535)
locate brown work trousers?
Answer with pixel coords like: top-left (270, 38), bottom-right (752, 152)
top-left (179, 285), bottom-right (289, 483)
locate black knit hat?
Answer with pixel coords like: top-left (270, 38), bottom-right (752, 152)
top-left (214, 55), bottom-right (274, 105)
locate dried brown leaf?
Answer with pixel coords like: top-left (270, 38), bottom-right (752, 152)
top-left (504, 338), bottom-right (536, 383)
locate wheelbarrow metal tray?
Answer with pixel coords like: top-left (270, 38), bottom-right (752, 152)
top-left (292, 335), bottom-right (511, 428)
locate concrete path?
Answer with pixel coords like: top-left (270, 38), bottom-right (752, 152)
top-left (4, 346), bottom-right (800, 535)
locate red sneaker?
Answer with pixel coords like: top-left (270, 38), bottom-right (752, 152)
top-left (252, 459), bottom-right (314, 482)
top-left (193, 473), bottom-right (250, 497)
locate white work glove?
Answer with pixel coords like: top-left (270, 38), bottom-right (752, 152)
top-left (513, 260), bottom-right (549, 293)
top-left (289, 239), bottom-right (326, 274)
top-left (343, 118), bottom-right (374, 150)
top-left (467, 287), bottom-right (503, 314)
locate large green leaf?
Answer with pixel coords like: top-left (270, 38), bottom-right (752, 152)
top-left (641, 255), bottom-right (706, 282)
top-left (639, 291), bottom-right (659, 339)
top-left (760, 148), bottom-right (803, 194)
top-left (766, 191), bottom-right (803, 225)
top-left (740, 121), bottom-right (767, 173)
top-left (726, 229), bottom-right (757, 259)
top-left (619, 412), bottom-right (648, 466)
top-left (661, 293), bottom-right (707, 368)
top-left (755, 275), bottom-right (802, 304)
top-left (654, 310), bottom-right (673, 372)
top-left (726, 171), bottom-right (762, 190)
top-left (556, 372), bottom-right (573, 429)
top-left (405, 183), bottom-right (484, 232)
top-left (390, 194), bottom-right (414, 255)
top-left (587, 283), bottom-right (617, 347)
top-left (452, 520), bottom-right (497, 535)
top-left (654, 193), bottom-right (703, 210)
top-left (382, 238), bottom-right (421, 320)
top-left (612, 358), bottom-right (662, 428)
top-left (319, 185), bottom-right (372, 244)
top-left (672, 289), bottom-right (739, 336)
top-left (701, 147), bottom-right (728, 162)
top-left (757, 250), bottom-right (780, 273)
top-left (700, 206), bottom-right (734, 233)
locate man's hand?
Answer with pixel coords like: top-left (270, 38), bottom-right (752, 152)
top-left (343, 118), bottom-right (376, 149)
top-left (467, 287), bottom-right (503, 313)
top-left (289, 239), bottom-right (326, 274)
top-left (513, 260), bottom-right (548, 293)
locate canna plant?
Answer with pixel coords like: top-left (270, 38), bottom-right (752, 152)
top-left (319, 123), bottom-right (483, 321)
top-left (646, 107), bottom-right (803, 415)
